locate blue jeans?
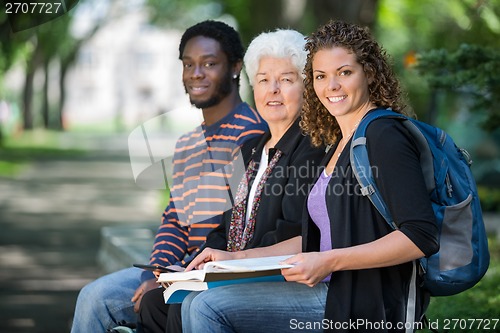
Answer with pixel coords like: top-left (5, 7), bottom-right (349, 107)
top-left (182, 281), bottom-right (328, 333)
top-left (70, 267), bottom-right (143, 333)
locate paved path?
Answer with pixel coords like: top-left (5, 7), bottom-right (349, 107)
top-left (0, 134), bottom-right (164, 333)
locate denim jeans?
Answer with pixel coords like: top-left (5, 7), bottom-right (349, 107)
top-left (183, 281), bottom-right (328, 333)
top-left (181, 290), bottom-right (203, 333)
top-left (70, 267), bottom-right (143, 333)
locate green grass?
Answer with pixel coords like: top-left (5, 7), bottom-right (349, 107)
top-left (422, 236), bottom-right (500, 332)
top-left (0, 160), bottom-right (24, 176)
top-left (0, 129), bottom-right (87, 176)
top-left (4, 129), bottom-right (61, 148)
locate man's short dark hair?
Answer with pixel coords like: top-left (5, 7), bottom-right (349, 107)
top-left (179, 20), bottom-right (244, 65)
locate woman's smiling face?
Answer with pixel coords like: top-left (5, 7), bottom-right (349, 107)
top-left (253, 56), bottom-right (304, 127)
top-left (312, 46), bottom-right (372, 120)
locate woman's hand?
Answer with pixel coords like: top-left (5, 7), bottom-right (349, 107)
top-left (281, 252), bottom-right (332, 287)
top-left (185, 248), bottom-right (237, 271)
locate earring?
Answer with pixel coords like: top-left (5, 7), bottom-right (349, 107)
top-left (233, 74), bottom-right (238, 79)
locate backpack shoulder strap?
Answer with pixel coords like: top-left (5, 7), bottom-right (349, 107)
top-left (350, 109), bottom-right (401, 229)
top-left (350, 108), bottom-right (435, 228)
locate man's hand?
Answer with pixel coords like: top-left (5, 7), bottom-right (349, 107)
top-left (131, 278), bottom-right (159, 313)
top-left (185, 248), bottom-right (237, 271)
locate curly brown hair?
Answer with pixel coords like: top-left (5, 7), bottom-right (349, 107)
top-left (300, 20), bottom-right (412, 147)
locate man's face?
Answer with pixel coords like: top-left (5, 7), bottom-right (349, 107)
top-left (181, 36), bottom-right (233, 109)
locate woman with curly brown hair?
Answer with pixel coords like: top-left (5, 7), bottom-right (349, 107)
top-left (300, 19), bottom-right (410, 150)
top-left (184, 20), bottom-right (439, 333)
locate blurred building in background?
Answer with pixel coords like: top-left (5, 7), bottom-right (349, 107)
top-left (66, 8), bottom-right (200, 135)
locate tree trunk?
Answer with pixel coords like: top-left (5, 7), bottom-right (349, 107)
top-left (41, 59), bottom-right (50, 128)
top-left (58, 47), bottom-right (79, 130)
top-left (22, 41), bottom-right (43, 130)
top-left (57, 59), bottom-right (69, 131)
top-left (23, 66), bottom-right (35, 130)
top-left (55, 20), bottom-right (104, 131)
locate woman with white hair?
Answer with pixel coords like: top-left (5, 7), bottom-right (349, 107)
top-left (136, 29), bottom-right (325, 333)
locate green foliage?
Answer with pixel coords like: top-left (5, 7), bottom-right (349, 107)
top-left (478, 186), bottom-right (500, 212)
top-left (377, 0), bottom-right (500, 55)
top-left (145, 0), bottom-right (379, 52)
top-left (0, 9), bottom-right (31, 84)
top-left (415, 44), bottom-right (500, 89)
top-left (146, 0), bottom-right (286, 46)
top-left (376, 0), bottom-right (500, 121)
top-left (415, 44), bottom-right (500, 131)
top-left (423, 236), bottom-right (500, 331)
top-left (146, 0), bottom-right (223, 29)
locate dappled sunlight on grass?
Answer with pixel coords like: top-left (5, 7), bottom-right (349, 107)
top-left (0, 160), bottom-right (25, 176)
top-left (5, 129), bottom-right (60, 148)
top-left (0, 130), bottom-right (87, 176)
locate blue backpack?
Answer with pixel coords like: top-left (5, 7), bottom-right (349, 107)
top-left (350, 108), bottom-right (490, 296)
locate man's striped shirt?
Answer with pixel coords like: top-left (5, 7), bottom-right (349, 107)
top-left (148, 103), bottom-right (267, 270)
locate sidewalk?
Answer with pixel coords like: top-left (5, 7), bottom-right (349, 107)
top-left (0, 133), bottom-right (164, 333)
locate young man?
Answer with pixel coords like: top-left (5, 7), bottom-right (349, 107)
top-left (70, 20), bottom-right (267, 333)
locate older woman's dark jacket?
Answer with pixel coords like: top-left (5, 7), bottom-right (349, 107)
top-left (205, 118), bottom-right (325, 250)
